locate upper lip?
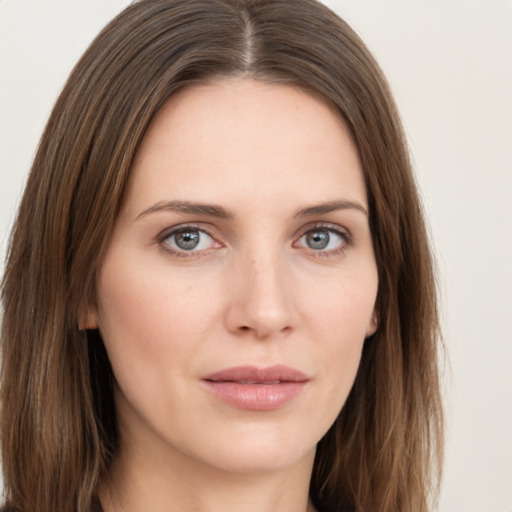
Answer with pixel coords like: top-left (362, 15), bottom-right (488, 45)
top-left (203, 365), bottom-right (309, 383)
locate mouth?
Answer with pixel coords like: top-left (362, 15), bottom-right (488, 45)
top-left (201, 365), bottom-right (310, 411)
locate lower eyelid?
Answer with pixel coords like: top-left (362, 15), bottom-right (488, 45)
top-left (292, 226), bottom-right (353, 257)
top-left (156, 223), bottom-right (353, 257)
top-left (157, 225), bottom-right (220, 253)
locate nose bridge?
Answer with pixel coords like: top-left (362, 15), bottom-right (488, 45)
top-left (225, 239), bottom-right (297, 339)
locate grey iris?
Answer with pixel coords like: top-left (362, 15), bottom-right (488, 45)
top-left (306, 230), bottom-right (330, 250)
top-left (175, 229), bottom-right (200, 250)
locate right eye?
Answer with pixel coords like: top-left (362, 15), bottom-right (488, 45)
top-left (159, 226), bottom-right (221, 256)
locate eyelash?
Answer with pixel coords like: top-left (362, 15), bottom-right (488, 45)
top-left (156, 224), bottom-right (219, 258)
top-left (294, 223), bottom-right (352, 258)
top-left (156, 223), bottom-right (352, 259)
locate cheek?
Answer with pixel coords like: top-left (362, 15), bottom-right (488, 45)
top-left (301, 264), bottom-right (378, 341)
top-left (95, 248), bottom-right (220, 380)
top-left (299, 268), bottom-right (377, 405)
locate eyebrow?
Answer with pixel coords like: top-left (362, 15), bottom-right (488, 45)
top-left (294, 200), bottom-right (368, 217)
top-left (136, 200), bottom-right (233, 220)
top-left (135, 198), bottom-right (368, 221)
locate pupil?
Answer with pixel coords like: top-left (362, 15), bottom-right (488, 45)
top-left (306, 230), bottom-right (329, 250)
top-left (175, 229), bottom-right (200, 250)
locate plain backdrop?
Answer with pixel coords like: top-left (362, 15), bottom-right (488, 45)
top-left (0, 1), bottom-right (511, 511)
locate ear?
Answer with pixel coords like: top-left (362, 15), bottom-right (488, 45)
top-left (78, 302), bottom-right (99, 331)
top-left (365, 309), bottom-right (379, 338)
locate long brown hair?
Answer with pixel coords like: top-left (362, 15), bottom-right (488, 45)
top-left (1, 1), bottom-right (443, 511)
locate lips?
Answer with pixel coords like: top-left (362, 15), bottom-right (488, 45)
top-left (201, 365), bottom-right (309, 411)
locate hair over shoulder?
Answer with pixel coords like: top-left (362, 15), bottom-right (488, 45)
top-left (1, 1), bottom-right (443, 511)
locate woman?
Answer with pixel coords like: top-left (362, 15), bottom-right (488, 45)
top-left (0, 1), bottom-right (443, 511)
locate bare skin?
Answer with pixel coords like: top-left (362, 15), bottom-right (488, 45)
top-left (89, 79), bottom-right (378, 512)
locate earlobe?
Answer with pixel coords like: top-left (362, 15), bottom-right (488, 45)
top-left (78, 304), bottom-right (99, 331)
top-left (365, 310), bottom-right (379, 338)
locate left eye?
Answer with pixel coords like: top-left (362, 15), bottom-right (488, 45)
top-left (162, 227), bottom-right (215, 252)
top-left (296, 227), bottom-right (346, 251)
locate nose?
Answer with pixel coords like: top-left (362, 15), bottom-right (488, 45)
top-left (224, 247), bottom-right (298, 340)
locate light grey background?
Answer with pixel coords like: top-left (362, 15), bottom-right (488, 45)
top-left (1, 1), bottom-right (511, 510)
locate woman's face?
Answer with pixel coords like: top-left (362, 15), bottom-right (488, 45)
top-left (88, 79), bottom-right (378, 475)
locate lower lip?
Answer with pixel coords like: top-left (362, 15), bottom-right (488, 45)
top-left (202, 381), bottom-right (307, 411)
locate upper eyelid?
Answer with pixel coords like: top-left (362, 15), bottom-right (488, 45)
top-left (155, 221), bottom-right (352, 252)
top-left (294, 222), bottom-right (352, 240)
top-left (157, 223), bottom-right (217, 241)
top-left (157, 221), bottom-right (349, 236)
top-left (293, 226), bottom-right (352, 260)
top-left (294, 223), bottom-right (353, 251)
top-left (156, 225), bottom-right (221, 257)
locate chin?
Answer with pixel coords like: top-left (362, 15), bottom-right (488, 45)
top-left (207, 444), bottom-right (316, 475)
top-left (178, 419), bottom-right (320, 476)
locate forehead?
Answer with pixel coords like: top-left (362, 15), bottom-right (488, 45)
top-left (122, 78), bottom-right (366, 216)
